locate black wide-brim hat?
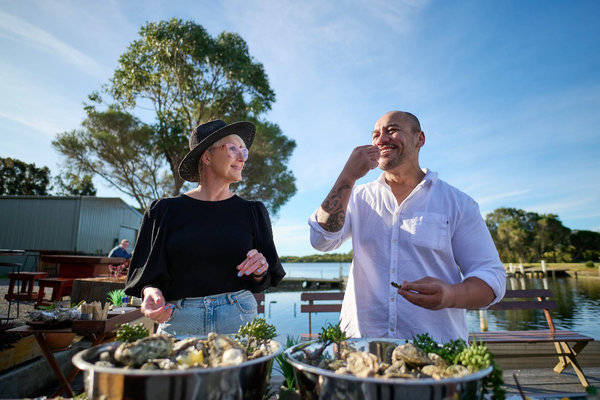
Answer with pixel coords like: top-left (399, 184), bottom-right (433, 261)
top-left (178, 120), bottom-right (255, 182)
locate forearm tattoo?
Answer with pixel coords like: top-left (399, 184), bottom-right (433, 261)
top-left (317, 183), bottom-right (352, 232)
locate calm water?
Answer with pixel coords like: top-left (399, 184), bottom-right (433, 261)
top-left (264, 263), bottom-right (600, 342)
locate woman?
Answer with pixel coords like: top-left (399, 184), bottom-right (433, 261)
top-left (124, 120), bottom-right (286, 336)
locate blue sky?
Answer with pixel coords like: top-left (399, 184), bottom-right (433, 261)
top-left (1, 0), bottom-right (599, 256)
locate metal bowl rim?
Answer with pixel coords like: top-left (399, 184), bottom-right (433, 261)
top-left (284, 338), bottom-right (493, 386)
top-left (72, 339), bottom-right (282, 376)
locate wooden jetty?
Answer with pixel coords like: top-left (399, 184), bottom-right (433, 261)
top-left (269, 277), bottom-right (345, 292)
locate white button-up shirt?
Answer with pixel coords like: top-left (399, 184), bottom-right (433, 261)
top-left (308, 169), bottom-right (506, 342)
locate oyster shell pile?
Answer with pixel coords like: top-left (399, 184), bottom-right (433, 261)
top-left (94, 333), bottom-right (277, 370)
top-left (316, 342), bottom-right (469, 380)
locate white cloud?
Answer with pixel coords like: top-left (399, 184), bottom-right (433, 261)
top-left (0, 111), bottom-right (65, 136)
top-left (0, 10), bottom-right (105, 76)
top-left (475, 189), bottom-right (531, 205)
top-left (523, 198), bottom-right (597, 216)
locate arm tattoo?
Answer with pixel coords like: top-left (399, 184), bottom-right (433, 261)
top-left (317, 183), bottom-right (352, 232)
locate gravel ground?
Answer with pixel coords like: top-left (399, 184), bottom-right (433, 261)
top-left (0, 278), bottom-right (60, 324)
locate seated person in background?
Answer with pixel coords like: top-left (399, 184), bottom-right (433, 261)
top-left (108, 239), bottom-right (131, 259)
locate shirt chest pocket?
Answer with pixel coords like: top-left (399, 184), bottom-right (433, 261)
top-left (409, 212), bottom-right (450, 251)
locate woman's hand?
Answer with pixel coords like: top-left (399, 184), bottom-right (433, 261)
top-left (141, 287), bottom-right (173, 323)
top-left (236, 249), bottom-right (269, 279)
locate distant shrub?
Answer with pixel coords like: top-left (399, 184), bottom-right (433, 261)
top-left (585, 261), bottom-right (596, 268)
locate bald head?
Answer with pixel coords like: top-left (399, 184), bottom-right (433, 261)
top-left (373, 110), bottom-right (425, 171)
top-left (381, 111), bottom-right (421, 133)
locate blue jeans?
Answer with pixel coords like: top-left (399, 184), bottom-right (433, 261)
top-left (157, 290), bottom-right (257, 337)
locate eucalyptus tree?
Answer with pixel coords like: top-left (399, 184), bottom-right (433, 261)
top-left (55, 19), bottom-right (295, 213)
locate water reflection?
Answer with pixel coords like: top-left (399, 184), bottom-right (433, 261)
top-left (270, 264), bottom-right (600, 341)
top-left (472, 276), bottom-right (600, 338)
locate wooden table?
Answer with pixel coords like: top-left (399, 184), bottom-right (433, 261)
top-left (8, 309), bottom-right (143, 397)
top-left (40, 255), bottom-right (126, 278)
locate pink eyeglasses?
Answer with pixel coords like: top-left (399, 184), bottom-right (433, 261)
top-left (219, 143), bottom-right (249, 161)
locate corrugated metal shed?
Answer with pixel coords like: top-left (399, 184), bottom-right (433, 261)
top-left (0, 196), bottom-right (143, 255)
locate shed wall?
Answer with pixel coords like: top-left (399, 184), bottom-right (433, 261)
top-left (0, 197), bottom-right (78, 251)
top-left (76, 197), bottom-right (141, 255)
top-left (0, 196), bottom-right (142, 255)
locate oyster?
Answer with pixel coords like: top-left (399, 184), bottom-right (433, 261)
top-left (176, 348), bottom-right (206, 367)
top-left (206, 333), bottom-right (247, 367)
top-left (94, 361), bottom-right (114, 368)
top-left (445, 364), bottom-right (470, 377)
top-left (114, 335), bottom-right (173, 367)
top-left (382, 360), bottom-right (414, 379)
top-left (427, 352), bottom-right (448, 367)
top-left (173, 337), bottom-right (202, 354)
top-left (345, 351), bottom-right (379, 378)
top-left (392, 343), bottom-right (431, 366)
top-left (421, 365), bottom-right (447, 380)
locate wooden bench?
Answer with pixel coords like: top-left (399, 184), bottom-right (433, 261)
top-left (300, 292), bottom-right (344, 337)
top-left (470, 289), bottom-right (594, 388)
top-left (36, 277), bottom-right (74, 306)
top-left (299, 289), bottom-right (594, 387)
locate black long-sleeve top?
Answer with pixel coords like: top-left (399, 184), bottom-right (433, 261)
top-left (124, 194), bottom-right (286, 301)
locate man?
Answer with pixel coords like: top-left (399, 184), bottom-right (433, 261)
top-left (308, 111), bottom-right (506, 342)
top-left (108, 239), bottom-right (131, 259)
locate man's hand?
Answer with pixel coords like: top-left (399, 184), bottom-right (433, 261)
top-left (396, 277), bottom-right (456, 310)
top-left (340, 145), bottom-right (380, 182)
top-left (316, 145), bottom-right (380, 232)
top-left (141, 287), bottom-right (173, 323)
top-left (396, 276), bottom-right (495, 310)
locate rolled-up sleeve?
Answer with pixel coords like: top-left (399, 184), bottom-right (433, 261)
top-left (308, 192), bottom-right (353, 252)
top-left (452, 199), bottom-right (506, 308)
top-left (124, 200), bottom-right (171, 298)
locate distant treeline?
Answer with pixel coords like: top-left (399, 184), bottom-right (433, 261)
top-left (280, 251), bottom-right (353, 263)
top-left (486, 208), bottom-right (600, 263)
top-left (282, 208), bottom-right (600, 263)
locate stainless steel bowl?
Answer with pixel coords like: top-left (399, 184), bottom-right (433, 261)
top-left (72, 340), bottom-right (282, 400)
top-left (284, 338), bottom-right (493, 400)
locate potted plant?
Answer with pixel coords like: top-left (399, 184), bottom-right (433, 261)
top-left (107, 289), bottom-right (127, 313)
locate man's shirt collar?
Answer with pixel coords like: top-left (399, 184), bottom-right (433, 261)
top-left (376, 168), bottom-right (438, 187)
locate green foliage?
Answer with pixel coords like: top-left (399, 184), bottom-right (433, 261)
top-left (413, 333), bottom-right (467, 363)
top-left (455, 343), bottom-right (505, 400)
top-left (413, 334), bottom-right (504, 400)
top-left (318, 322), bottom-right (349, 345)
top-left (275, 335), bottom-right (300, 391)
top-left (236, 317), bottom-right (277, 352)
top-left (0, 157), bottom-right (51, 195)
top-left (107, 289), bottom-right (126, 307)
top-left (116, 323), bottom-right (149, 342)
top-left (486, 208), bottom-right (600, 262)
top-left (75, 18), bottom-right (297, 213)
top-left (281, 250), bottom-right (353, 263)
top-left (53, 106), bottom-right (167, 211)
top-left (54, 172), bottom-right (97, 196)
top-left (585, 260), bottom-right (596, 268)
top-left (38, 303), bottom-right (57, 311)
